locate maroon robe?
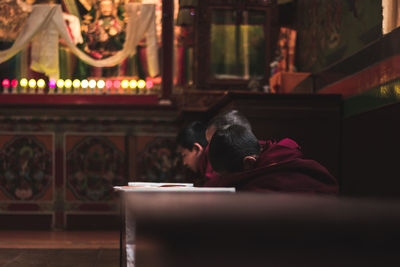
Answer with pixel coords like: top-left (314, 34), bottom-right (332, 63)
top-left (205, 138), bottom-right (338, 194)
top-left (199, 145), bottom-right (220, 186)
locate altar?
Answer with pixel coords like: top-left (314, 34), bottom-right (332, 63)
top-left (0, 0), bottom-right (180, 229)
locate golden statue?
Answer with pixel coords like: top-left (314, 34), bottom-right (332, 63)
top-left (82, 0), bottom-right (126, 59)
top-left (0, 0), bottom-right (37, 41)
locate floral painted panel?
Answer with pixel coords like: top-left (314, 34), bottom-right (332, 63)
top-left (0, 134), bottom-right (53, 201)
top-left (296, 0), bottom-right (382, 72)
top-left (136, 137), bottom-right (186, 182)
top-left (66, 135), bottom-right (126, 201)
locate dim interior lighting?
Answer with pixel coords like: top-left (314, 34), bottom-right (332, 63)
top-left (395, 84), bottom-right (400, 95)
top-left (57, 79), bottom-right (64, 88)
top-left (48, 79), bottom-right (56, 88)
top-left (11, 79), bottom-right (18, 87)
top-left (37, 79), bottom-right (45, 88)
top-left (138, 80), bottom-right (146, 89)
top-left (88, 80), bottom-right (97, 89)
top-left (73, 79), bottom-right (80, 88)
top-left (113, 80), bottom-right (121, 88)
top-left (105, 80), bottom-right (113, 89)
top-left (146, 80), bottom-right (154, 89)
top-left (2, 79), bottom-right (10, 87)
top-left (81, 79), bottom-right (89, 88)
top-left (20, 78), bottom-right (28, 87)
top-left (129, 80), bottom-right (137, 88)
top-left (97, 80), bottom-right (105, 89)
top-left (64, 79), bottom-right (72, 88)
top-left (121, 80), bottom-right (129, 89)
top-left (28, 79), bottom-right (36, 88)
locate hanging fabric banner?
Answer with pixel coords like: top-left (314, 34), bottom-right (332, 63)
top-left (0, 3), bottom-right (159, 79)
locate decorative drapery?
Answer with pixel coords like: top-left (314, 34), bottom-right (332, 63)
top-left (0, 3), bottom-right (159, 80)
top-left (383, 0), bottom-right (400, 34)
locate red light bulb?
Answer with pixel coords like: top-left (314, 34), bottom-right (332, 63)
top-left (2, 79), bottom-right (10, 87)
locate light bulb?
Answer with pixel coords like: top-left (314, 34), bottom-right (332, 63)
top-left (64, 79), bottom-right (72, 88)
top-left (129, 80), bottom-right (137, 89)
top-left (88, 80), bottom-right (97, 89)
top-left (138, 80), bottom-right (146, 89)
top-left (20, 78), bottom-right (28, 87)
top-left (81, 79), bottom-right (89, 88)
top-left (97, 80), bottom-right (105, 89)
top-left (57, 79), bottom-right (64, 88)
top-left (28, 79), bottom-right (36, 88)
top-left (37, 79), bottom-right (45, 88)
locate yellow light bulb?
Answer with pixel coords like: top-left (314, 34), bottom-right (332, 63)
top-left (121, 80), bottom-right (129, 89)
top-left (20, 78), bottom-right (28, 87)
top-left (129, 80), bottom-right (137, 89)
top-left (57, 79), bottom-right (64, 88)
top-left (28, 79), bottom-right (36, 88)
top-left (138, 80), bottom-right (146, 89)
top-left (37, 79), bottom-right (45, 88)
top-left (73, 79), bottom-right (80, 88)
top-left (64, 79), bottom-right (72, 88)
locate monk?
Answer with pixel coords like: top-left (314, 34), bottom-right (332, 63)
top-left (208, 125), bottom-right (338, 194)
top-left (176, 111), bottom-right (254, 185)
top-left (176, 121), bottom-right (208, 174)
top-left (202, 110), bottom-right (264, 186)
top-left (205, 110), bottom-right (252, 143)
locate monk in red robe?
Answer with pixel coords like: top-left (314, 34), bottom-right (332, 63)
top-left (177, 110), bottom-right (253, 186)
top-left (201, 110), bottom-right (254, 186)
top-left (208, 125), bottom-right (338, 194)
top-left (176, 121), bottom-right (208, 174)
top-left (197, 145), bottom-right (218, 186)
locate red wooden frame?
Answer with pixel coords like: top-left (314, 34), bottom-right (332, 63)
top-left (0, 94), bottom-right (159, 106)
top-left (161, 0), bottom-right (174, 99)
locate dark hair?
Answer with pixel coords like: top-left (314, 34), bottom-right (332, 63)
top-left (209, 125), bottom-right (260, 173)
top-left (176, 121), bottom-right (208, 150)
top-left (207, 110), bottom-right (252, 132)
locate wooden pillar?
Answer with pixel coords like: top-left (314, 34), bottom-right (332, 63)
top-left (161, 0), bottom-right (174, 99)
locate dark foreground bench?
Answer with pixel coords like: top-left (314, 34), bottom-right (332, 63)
top-left (123, 193), bottom-right (400, 267)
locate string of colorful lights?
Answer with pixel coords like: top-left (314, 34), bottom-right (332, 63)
top-left (1, 78), bottom-right (155, 94)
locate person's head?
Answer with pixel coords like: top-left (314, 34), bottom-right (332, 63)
top-left (99, 0), bottom-right (114, 17)
top-left (176, 121), bottom-right (208, 172)
top-left (206, 110), bottom-right (252, 143)
top-left (209, 125), bottom-right (260, 174)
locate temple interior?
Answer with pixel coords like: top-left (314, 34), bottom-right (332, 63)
top-left (1, 0), bottom-right (400, 266)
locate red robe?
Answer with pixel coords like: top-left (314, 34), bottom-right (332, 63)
top-left (199, 145), bottom-right (220, 186)
top-left (204, 138), bottom-right (338, 194)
